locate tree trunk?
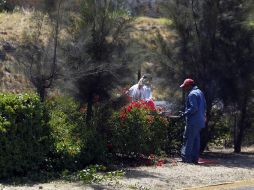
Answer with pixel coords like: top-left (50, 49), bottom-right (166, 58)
top-left (234, 96), bottom-right (248, 153)
top-left (38, 87), bottom-right (46, 102)
top-left (86, 92), bottom-right (93, 124)
top-left (138, 66), bottom-right (141, 82)
top-left (200, 100), bottom-right (212, 153)
top-left (44, 0), bottom-right (56, 12)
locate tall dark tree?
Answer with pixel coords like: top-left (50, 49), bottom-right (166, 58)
top-left (66, 0), bottom-right (132, 124)
top-left (162, 0), bottom-right (221, 151)
top-left (163, 0), bottom-right (254, 152)
top-left (216, 0), bottom-right (254, 152)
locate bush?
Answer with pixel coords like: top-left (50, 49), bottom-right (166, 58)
top-left (79, 104), bottom-right (112, 167)
top-left (165, 119), bottom-right (185, 155)
top-left (208, 108), bottom-right (231, 148)
top-left (0, 0), bottom-right (6, 11)
top-left (109, 100), bottom-right (183, 156)
top-left (46, 96), bottom-right (107, 170)
top-left (46, 96), bottom-right (85, 171)
top-left (79, 127), bottom-right (108, 167)
top-left (0, 93), bottom-right (50, 179)
top-left (0, 0), bottom-right (14, 12)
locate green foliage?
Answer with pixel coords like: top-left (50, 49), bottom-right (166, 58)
top-left (110, 108), bottom-right (153, 155)
top-left (0, 93), bottom-right (51, 179)
top-left (68, 0), bottom-right (132, 124)
top-left (208, 108), bottom-right (231, 147)
top-left (75, 165), bottom-right (124, 184)
top-left (0, 0), bottom-right (6, 12)
top-left (79, 125), bottom-right (108, 167)
top-left (0, 0), bottom-right (14, 11)
top-left (79, 105), bottom-right (111, 166)
top-left (241, 99), bottom-right (254, 146)
top-left (46, 96), bottom-right (108, 170)
top-left (46, 96), bottom-right (85, 171)
top-left (79, 0), bottom-right (131, 62)
top-left (0, 0), bottom-right (5, 9)
top-left (164, 0), bottom-right (254, 152)
top-left (165, 119), bottom-right (185, 155)
top-left (109, 103), bottom-right (184, 156)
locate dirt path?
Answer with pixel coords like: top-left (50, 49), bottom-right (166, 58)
top-left (1, 148), bottom-right (254, 190)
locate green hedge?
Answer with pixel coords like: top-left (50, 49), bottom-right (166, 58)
top-left (46, 96), bottom-right (86, 171)
top-left (46, 96), bottom-right (107, 170)
top-left (0, 93), bottom-right (50, 179)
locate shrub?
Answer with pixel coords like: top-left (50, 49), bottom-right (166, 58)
top-left (165, 119), bottom-right (185, 155)
top-left (0, 93), bottom-right (50, 179)
top-left (208, 108), bottom-right (232, 148)
top-left (46, 96), bottom-right (85, 171)
top-left (79, 126), bottom-right (108, 167)
top-left (0, 0), bottom-right (6, 11)
top-left (79, 104), bottom-right (112, 167)
top-left (109, 100), bottom-right (180, 156)
top-left (0, 0), bottom-right (14, 12)
top-left (46, 96), bottom-right (108, 170)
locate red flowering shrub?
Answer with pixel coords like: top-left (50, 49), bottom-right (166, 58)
top-left (107, 99), bottom-right (185, 158)
top-left (119, 100), bottom-right (156, 121)
top-left (109, 100), bottom-right (170, 156)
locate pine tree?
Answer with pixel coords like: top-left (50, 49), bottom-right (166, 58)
top-left (66, 0), bottom-right (132, 123)
top-left (164, 0), bottom-right (254, 152)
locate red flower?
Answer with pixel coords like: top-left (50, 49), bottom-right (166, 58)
top-left (127, 105), bottom-right (132, 112)
top-left (124, 100), bottom-right (156, 113)
top-left (147, 100), bottom-right (156, 111)
top-left (119, 100), bottom-right (157, 121)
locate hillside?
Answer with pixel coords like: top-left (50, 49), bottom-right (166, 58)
top-left (0, 11), bottom-right (32, 92)
top-left (0, 10), bottom-right (175, 99)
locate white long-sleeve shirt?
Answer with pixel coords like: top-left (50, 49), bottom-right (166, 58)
top-left (128, 84), bottom-right (152, 102)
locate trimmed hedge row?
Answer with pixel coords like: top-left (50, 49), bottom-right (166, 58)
top-left (0, 94), bottom-right (105, 179)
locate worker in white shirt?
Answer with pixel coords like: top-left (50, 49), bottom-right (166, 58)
top-left (127, 74), bottom-right (153, 102)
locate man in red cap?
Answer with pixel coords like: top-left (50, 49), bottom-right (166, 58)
top-left (180, 78), bottom-right (206, 164)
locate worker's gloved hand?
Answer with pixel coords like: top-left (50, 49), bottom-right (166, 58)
top-left (178, 111), bottom-right (185, 119)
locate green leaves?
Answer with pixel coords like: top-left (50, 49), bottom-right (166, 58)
top-left (76, 165), bottom-right (124, 184)
top-left (0, 93), bottom-right (51, 179)
top-left (110, 102), bottom-right (183, 156)
top-left (45, 96), bottom-right (85, 170)
top-left (0, 0), bottom-right (6, 12)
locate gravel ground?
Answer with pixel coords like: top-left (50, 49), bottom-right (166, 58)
top-left (1, 148), bottom-right (254, 190)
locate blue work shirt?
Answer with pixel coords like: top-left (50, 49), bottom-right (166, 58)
top-left (184, 86), bottom-right (206, 128)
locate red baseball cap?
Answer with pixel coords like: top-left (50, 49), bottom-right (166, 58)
top-left (180, 78), bottom-right (194, 88)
